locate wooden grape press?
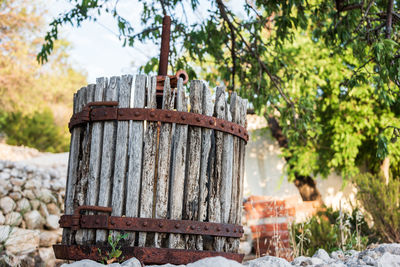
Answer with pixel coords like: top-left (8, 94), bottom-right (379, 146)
top-left (53, 16), bottom-right (248, 265)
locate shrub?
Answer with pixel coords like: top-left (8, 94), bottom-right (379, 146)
top-left (354, 173), bottom-right (400, 243)
top-left (0, 109), bottom-right (69, 152)
top-left (290, 207), bottom-right (374, 257)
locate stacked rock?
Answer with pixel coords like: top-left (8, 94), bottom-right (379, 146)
top-left (0, 160), bottom-right (66, 266)
top-left (0, 160), bottom-right (65, 230)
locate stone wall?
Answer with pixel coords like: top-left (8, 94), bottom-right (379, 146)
top-left (0, 160), bottom-right (65, 266)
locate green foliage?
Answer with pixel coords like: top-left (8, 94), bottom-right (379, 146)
top-left (0, 109), bottom-right (69, 153)
top-left (39, 0), bottom-right (400, 179)
top-left (354, 173), bottom-right (400, 243)
top-left (98, 233), bottom-right (128, 264)
top-left (290, 207), bottom-right (374, 257)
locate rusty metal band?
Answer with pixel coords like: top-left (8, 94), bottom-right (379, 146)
top-left (53, 244), bottom-right (244, 265)
top-left (69, 105), bottom-right (248, 142)
top-left (59, 214), bottom-right (243, 238)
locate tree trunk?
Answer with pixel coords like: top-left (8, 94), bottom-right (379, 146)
top-left (266, 114), bottom-right (322, 202)
top-left (380, 157), bottom-right (390, 185)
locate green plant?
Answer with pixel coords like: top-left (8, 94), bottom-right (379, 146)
top-left (290, 207), bottom-right (373, 257)
top-left (0, 109), bottom-right (69, 152)
top-left (354, 173), bottom-right (400, 242)
top-left (98, 233), bottom-right (128, 264)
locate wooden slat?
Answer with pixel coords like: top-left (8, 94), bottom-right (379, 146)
top-left (168, 79), bottom-right (188, 249)
top-left (85, 78), bottom-right (107, 244)
top-left (96, 77), bottom-right (120, 243)
top-left (126, 75), bottom-right (146, 246)
top-left (183, 80), bottom-right (203, 249)
top-left (63, 87), bottom-right (86, 245)
top-left (154, 77), bottom-right (175, 247)
top-left (75, 84), bottom-right (95, 244)
top-left (111, 75), bottom-right (132, 238)
top-left (209, 86), bottom-right (225, 252)
top-left (196, 83), bottom-right (214, 250)
top-left (227, 92), bottom-right (240, 252)
top-left (237, 98), bottom-right (248, 228)
top-left (138, 76), bottom-right (158, 247)
top-left (220, 91), bottom-right (234, 251)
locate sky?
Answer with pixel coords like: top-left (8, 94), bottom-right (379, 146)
top-left (48, 0), bottom-right (159, 83)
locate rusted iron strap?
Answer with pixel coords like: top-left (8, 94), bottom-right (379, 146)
top-left (59, 214), bottom-right (243, 238)
top-left (53, 244), bottom-right (244, 264)
top-left (69, 106), bottom-right (248, 142)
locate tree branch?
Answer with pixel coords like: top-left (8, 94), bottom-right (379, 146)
top-left (385, 0), bottom-right (394, 38)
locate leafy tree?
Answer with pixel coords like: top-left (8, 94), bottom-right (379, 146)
top-left (0, 0), bottom-right (87, 151)
top-left (38, 0), bottom-right (400, 197)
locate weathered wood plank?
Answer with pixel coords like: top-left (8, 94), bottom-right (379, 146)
top-left (126, 75), bottom-right (146, 246)
top-left (85, 78), bottom-right (107, 244)
top-left (209, 86), bottom-right (225, 252)
top-left (237, 98), bottom-right (247, 228)
top-left (63, 87), bottom-right (86, 245)
top-left (75, 84), bottom-right (95, 245)
top-left (168, 78), bottom-right (188, 249)
top-left (96, 77), bottom-right (120, 243)
top-left (183, 80), bottom-right (203, 250)
top-left (138, 76), bottom-right (158, 247)
top-left (154, 77), bottom-right (175, 248)
top-left (111, 75), bottom-right (132, 238)
top-left (227, 92), bottom-right (240, 252)
top-left (196, 83), bottom-right (214, 250)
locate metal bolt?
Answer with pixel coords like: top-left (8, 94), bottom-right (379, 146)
top-left (82, 219), bottom-right (87, 224)
top-left (234, 229), bottom-right (237, 233)
top-left (166, 113), bottom-right (171, 118)
top-left (221, 123), bottom-right (225, 128)
top-left (134, 111), bottom-right (140, 116)
top-left (119, 111), bottom-right (124, 116)
top-left (231, 125), bottom-right (234, 130)
top-left (238, 128), bottom-right (241, 133)
top-left (226, 228), bottom-right (230, 232)
top-left (159, 222), bottom-right (164, 228)
top-left (110, 220), bottom-right (115, 225)
top-left (204, 225), bottom-right (209, 230)
top-left (126, 221), bottom-right (132, 226)
top-left (143, 222), bottom-right (148, 227)
top-left (104, 112), bottom-right (108, 116)
top-left (190, 225), bottom-right (196, 230)
top-left (196, 117), bottom-right (201, 122)
top-left (217, 226), bottom-right (221, 232)
top-left (95, 219), bottom-right (100, 224)
top-left (209, 119), bottom-right (214, 125)
top-left (150, 112), bottom-right (156, 117)
top-left (181, 115), bottom-right (186, 120)
top-left (175, 223), bottom-right (180, 229)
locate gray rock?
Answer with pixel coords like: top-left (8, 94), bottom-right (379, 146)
top-left (45, 214), bottom-right (59, 230)
top-left (0, 196), bottom-right (16, 214)
top-left (60, 259), bottom-right (105, 267)
top-left (246, 255), bottom-right (291, 267)
top-left (24, 179), bottom-right (41, 189)
top-left (30, 199), bottom-right (41, 210)
top-left (16, 198), bottom-right (31, 212)
top-left (313, 249), bottom-right (331, 262)
top-left (374, 243), bottom-right (400, 256)
top-left (331, 251), bottom-right (345, 261)
top-left (292, 256), bottom-right (312, 266)
top-left (310, 257), bottom-right (325, 265)
top-left (5, 212), bottom-right (22, 226)
top-left (24, 210), bottom-right (43, 229)
top-left (46, 203), bottom-right (60, 215)
top-left (0, 172), bottom-right (10, 180)
top-left (5, 228), bottom-right (40, 255)
top-left (120, 257), bottom-right (141, 267)
top-left (9, 191), bottom-right (22, 201)
top-left (36, 189), bottom-right (56, 203)
top-left (23, 189), bottom-right (36, 200)
top-left (0, 212), bottom-right (4, 225)
top-left (10, 168), bottom-right (19, 177)
top-left (39, 230), bottom-right (60, 247)
top-left (186, 256), bottom-right (243, 267)
top-left (362, 255), bottom-right (375, 265)
top-left (10, 178), bottom-right (25, 187)
top-left (0, 225), bottom-right (11, 242)
top-left (39, 247), bottom-right (56, 267)
top-left (376, 252), bottom-right (400, 267)
top-left (40, 202), bottom-right (49, 217)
